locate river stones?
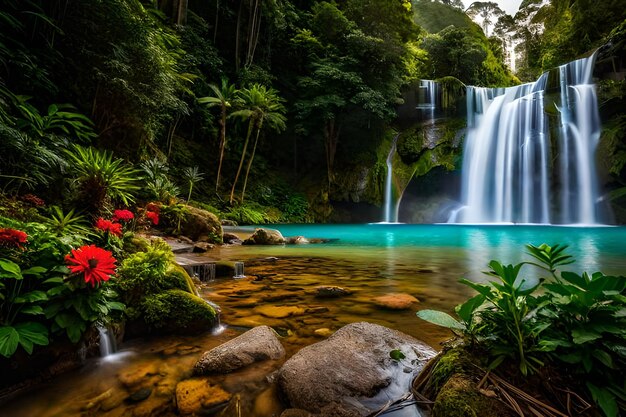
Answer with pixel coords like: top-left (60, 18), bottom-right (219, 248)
top-left (372, 293), bottom-right (419, 310)
top-left (277, 322), bottom-right (436, 417)
top-left (223, 232), bottom-right (243, 245)
top-left (194, 326), bottom-right (285, 375)
top-left (314, 286), bottom-right (352, 298)
top-left (243, 228), bottom-right (286, 245)
top-left (175, 379), bottom-right (231, 415)
top-left (255, 305), bottom-right (306, 319)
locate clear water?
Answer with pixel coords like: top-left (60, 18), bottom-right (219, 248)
top-left (3, 224), bottom-right (626, 417)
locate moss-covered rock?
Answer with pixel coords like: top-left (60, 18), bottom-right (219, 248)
top-left (180, 206), bottom-right (223, 243)
top-left (141, 289), bottom-right (217, 334)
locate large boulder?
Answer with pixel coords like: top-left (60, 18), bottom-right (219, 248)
top-left (140, 289), bottom-right (218, 335)
top-left (277, 322), bottom-right (436, 417)
top-left (180, 206), bottom-right (223, 243)
top-left (194, 326), bottom-right (285, 375)
top-left (243, 228), bottom-right (285, 245)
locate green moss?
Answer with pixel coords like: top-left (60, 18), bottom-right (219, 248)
top-left (166, 263), bottom-right (197, 294)
top-left (141, 289), bottom-right (217, 334)
top-left (428, 349), bottom-right (464, 394)
top-left (123, 236), bottom-right (151, 254)
top-left (433, 374), bottom-right (513, 417)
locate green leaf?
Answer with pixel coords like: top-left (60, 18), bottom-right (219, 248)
top-left (42, 277), bottom-right (64, 285)
top-left (0, 326), bottom-right (19, 357)
top-left (13, 290), bottom-right (48, 303)
top-left (416, 310), bottom-right (465, 330)
top-left (20, 305), bottom-right (44, 315)
top-left (0, 259), bottom-right (22, 279)
top-left (21, 266), bottom-right (47, 276)
top-left (389, 349), bottom-right (406, 360)
top-left (106, 301), bottom-right (125, 311)
top-left (571, 328), bottom-right (602, 344)
top-left (14, 322), bottom-right (48, 354)
top-left (593, 350), bottom-right (614, 369)
top-left (586, 383), bottom-right (618, 417)
top-left (455, 294), bottom-right (485, 323)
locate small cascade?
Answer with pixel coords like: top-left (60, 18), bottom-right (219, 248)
top-left (452, 52), bottom-right (605, 224)
top-left (417, 80), bottom-right (439, 121)
top-left (193, 263), bottom-right (216, 282)
top-left (382, 135), bottom-right (400, 223)
top-left (233, 261), bottom-right (245, 279)
top-left (558, 53), bottom-right (602, 224)
top-left (97, 326), bottom-right (117, 357)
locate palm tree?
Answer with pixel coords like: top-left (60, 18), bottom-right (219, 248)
top-left (198, 78), bottom-right (237, 192)
top-left (230, 84), bottom-right (287, 204)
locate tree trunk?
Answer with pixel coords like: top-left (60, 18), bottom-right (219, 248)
top-left (235, 0), bottom-right (244, 73)
top-left (215, 108), bottom-right (227, 191)
top-left (177, 0), bottom-right (188, 24)
top-left (324, 118), bottom-right (340, 192)
top-left (213, 0), bottom-right (219, 43)
top-left (241, 117), bottom-right (263, 203)
top-left (230, 119), bottom-right (254, 204)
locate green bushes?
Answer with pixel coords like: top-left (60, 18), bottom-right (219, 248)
top-left (417, 244), bottom-right (626, 416)
top-left (115, 239), bottom-right (216, 334)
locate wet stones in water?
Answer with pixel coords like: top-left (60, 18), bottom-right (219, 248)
top-left (127, 387), bottom-right (152, 403)
top-left (118, 363), bottom-right (159, 388)
top-left (372, 293), bottom-right (419, 310)
top-left (255, 305), bottom-right (306, 319)
top-left (314, 286), bottom-right (352, 298)
top-left (243, 228), bottom-right (286, 245)
top-left (286, 235), bottom-right (309, 244)
top-left (194, 325), bottom-right (285, 375)
top-left (192, 242), bottom-right (214, 253)
top-left (175, 379), bottom-right (231, 415)
top-left (305, 306), bottom-right (329, 314)
top-left (277, 322), bottom-right (437, 416)
top-left (223, 232), bottom-right (243, 245)
top-left (313, 328), bottom-right (333, 337)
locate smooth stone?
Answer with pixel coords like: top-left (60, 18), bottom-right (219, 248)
top-left (243, 228), bottom-right (286, 245)
top-left (314, 286), bottom-right (352, 298)
top-left (314, 328), bottom-right (333, 337)
top-left (128, 388), bottom-right (152, 403)
top-left (118, 363), bottom-right (159, 388)
top-left (223, 232), bottom-right (243, 244)
top-left (253, 385), bottom-right (283, 417)
top-left (305, 306), bottom-right (330, 314)
top-left (372, 293), bottom-right (419, 310)
top-left (194, 326), bottom-right (285, 375)
top-left (277, 322), bottom-right (436, 416)
top-left (130, 396), bottom-right (172, 417)
top-left (175, 379), bottom-right (231, 415)
top-left (286, 235), bottom-right (309, 244)
top-left (192, 242), bottom-right (214, 253)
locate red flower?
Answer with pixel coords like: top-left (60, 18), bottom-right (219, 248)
top-left (112, 209), bottom-right (134, 222)
top-left (95, 218), bottom-right (123, 237)
top-left (145, 203), bottom-right (160, 214)
top-left (65, 245), bottom-right (116, 287)
top-left (145, 211), bottom-right (159, 225)
top-left (0, 228), bottom-right (28, 249)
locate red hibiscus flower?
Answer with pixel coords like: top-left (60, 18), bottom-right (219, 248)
top-left (95, 218), bottom-right (123, 237)
top-left (145, 211), bottom-right (159, 225)
top-left (65, 245), bottom-right (116, 287)
top-left (0, 228), bottom-right (28, 249)
top-left (112, 209), bottom-right (134, 222)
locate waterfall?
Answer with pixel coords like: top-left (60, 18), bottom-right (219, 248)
top-left (233, 261), bottom-right (245, 278)
top-left (382, 135), bottom-right (400, 223)
top-left (98, 326), bottom-right (117, 357)
top-left (452, 53), bottom-right (603, 224)
top-left (418, 80), bottom-right (438, 121)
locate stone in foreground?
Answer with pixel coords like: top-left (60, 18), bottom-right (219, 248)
top-left (277, 322), bottom-right (436, 417)
top-left (243, 228), bottom-right (286, 245)
top-left (175, 379), bottom-right (231, 415)
top-left (194, 326), bottom-right (285, 374)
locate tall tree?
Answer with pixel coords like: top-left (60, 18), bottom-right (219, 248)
top-left (198, 78), bottom-right (237, 192)
top-left (465, 1), bottom-right (505, 36)
top-left (229, 84), bottom-right (286, 203)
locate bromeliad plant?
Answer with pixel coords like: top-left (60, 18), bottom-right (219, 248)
top-left (417, 244), bottom-right (626, 417)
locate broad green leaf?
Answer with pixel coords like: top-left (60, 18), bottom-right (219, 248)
top-left (13, 291), bottom-right (48, 303)
top-left (0, 326), bottom-right (19, 357)
top-left (0, 259), bottom-right (22, 279)
top-left (20, 305), bottom-right (44, 315)
top-left (389, 349), bottom-right (406, 360)
top-left (587, 383), bottom-right (619, 417)
top-left (571, 328), bottom-right (602, 344)
top-left (42, 277), bottom-right (64, 285)
top-left (459, 278), bottom-right (493, 298)
top-left (561, 271), bottom-right (586, 288)
top-left (106, 301), bottom-right (125, 311)
top-left (416, 310), bottom-right (465, 330)
top-left (15, 322), bottom-right (48, 353)
top-left (593, 350), bottom-right (614, 369)
top-left (455, 294), bottom-right (485, 323)
top-left (21, 266), bottom-right (46, 276)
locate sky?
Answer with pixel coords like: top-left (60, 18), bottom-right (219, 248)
top-left (462, 0), bottom-right (524, 16)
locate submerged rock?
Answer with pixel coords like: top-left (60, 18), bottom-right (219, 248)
top-left (286, 235), bottom-right (309, 244)
top-left (175, 379), bottom-right (231, 415)
top-left (223, 232), bottom-right (243, 245)
top-left (194, 326), bottom-right (285, 375)
top-left (277, 321), bottom-right (436, 417)
top-left (372, 293), bottom-right (419, 310)
top-left (243, 228), bottom-right (286, 245)
top-left (314, 286), bottom-right (352, 298)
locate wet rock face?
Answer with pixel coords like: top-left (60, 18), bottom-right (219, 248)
top-left (277, 322), bottom-right (437, 417)
top-left (243, 228), bottom-right (286, 245)
top-left (194, 326), bottom-right (285, 375)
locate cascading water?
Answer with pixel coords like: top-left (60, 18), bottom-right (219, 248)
top-left (382, 134), bottom-right (400, 223)
top-left (417, 80), bottom-right (439, 121)
top-left (451, 52), bottom-right (604, 224)
top-left (97, 326), bottom-right (117, 357)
